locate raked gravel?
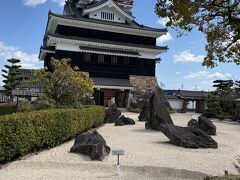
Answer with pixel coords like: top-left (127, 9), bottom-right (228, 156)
top-left (0, 112), bottom-right (240, 180)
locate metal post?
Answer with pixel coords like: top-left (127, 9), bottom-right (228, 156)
top-left (117, 155), bottom-right (120, 165)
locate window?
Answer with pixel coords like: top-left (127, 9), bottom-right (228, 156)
top-left (84, 53), bottom-right (91, 62)
top-left (123, 57), bottom-right (130, 65)
top-left (111, 56), bottom-right (118, 64)
top-left (101, 12), bottom-right (115, 21)
top-left (98, 55), bottom-right (105, 63)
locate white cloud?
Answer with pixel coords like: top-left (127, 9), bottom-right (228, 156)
top-left (174, 50), bottom-right (204, 63)
top-left (184, 70), bottom-right (232, 80)
top-left (157, 18), bottom-right (169, 27)
top-left (23, 0), bottom-right (47, 7)
top-left (0, 41), bottom-right (42, 70)
top-left (23, 0), bottom-right (65, 7)
top-left (176, 72), bottom-right (181, 75)
top-left (52, 0), bottom-right (65, 6)
top-left (184, 70), bottom-right (208, 79)
top-left (207, 72), bottom-right (232, 79)
top-left (157, 32), bottom-right (173, 45)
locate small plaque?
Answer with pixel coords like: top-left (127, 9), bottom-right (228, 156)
top-left (112, 149), bottom-right (125, 156)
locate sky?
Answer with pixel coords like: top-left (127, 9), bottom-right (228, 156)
top-left (0, 0), bottom-right (239, 91)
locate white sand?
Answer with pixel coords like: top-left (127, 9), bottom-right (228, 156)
top-left (0, 112), bottom-right (240, 180)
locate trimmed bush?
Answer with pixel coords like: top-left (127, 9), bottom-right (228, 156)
top-left (0, 105), bottom-right (105, 163)
top-left (0, 103), bottom-right (16, 115)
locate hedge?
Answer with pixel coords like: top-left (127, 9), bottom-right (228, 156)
top-left (0, 103), bottom-right (16, 116)
top-left (0, 105), bottom-right (105, 163)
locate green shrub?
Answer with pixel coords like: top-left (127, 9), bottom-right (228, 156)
top-left (0, 105), bottom-right (105, 163)
top-left (17, 99), bottom-right (33, 112)
top-left (31, 96), bottom-right (56, 110)
top-left (0, 103), bottom-right (16, 115)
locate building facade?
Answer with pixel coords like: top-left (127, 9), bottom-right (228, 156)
top-left (39, 0), bottom-right (167, 107)
top-left (0, 87), bottom-right (10, 103)
top-left (163, 90), bottom-right (208, 113)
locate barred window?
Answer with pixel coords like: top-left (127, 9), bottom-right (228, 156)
top-left (101, 12), bottom-right (115, 21)
top-left (111, 56), bottom-right (118, 64)
top-left (123, 57), bottom-right (130, 64)
top-left (98, 55), bottom-right (105, 63)
top-left (84, 53), bottom-right (91, 62)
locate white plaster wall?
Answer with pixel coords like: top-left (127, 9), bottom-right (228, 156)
top-left (139, 52), bottom-right (156, 59)
top-left (56, 43), bottom-right (80, 52)
top-left (168, 99), bottom-right (183, 110)
top-left (89, 6), bottom-right (125, 23)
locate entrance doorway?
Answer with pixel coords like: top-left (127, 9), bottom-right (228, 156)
top-left (94, 89), bottom-right (129, 107)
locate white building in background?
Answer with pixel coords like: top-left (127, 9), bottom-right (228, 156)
top-left (163, 90), bottom-right (208, 113)
top-left (0, 87), bottom-right (10, 102)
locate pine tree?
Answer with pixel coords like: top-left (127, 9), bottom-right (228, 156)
top-left (1, 58), bottom-right (24, 101)
top-left (206, 91), bottom-right (222, 116)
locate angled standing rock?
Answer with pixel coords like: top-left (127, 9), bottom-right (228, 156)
top-left (159, 124), bottom-right (218, 149)
top-left (198, 116), bottom-right (216, 135)
top-left (146, 94), bottom-right (174, 130)
top-left (70, 131), bottom-right (111, 161)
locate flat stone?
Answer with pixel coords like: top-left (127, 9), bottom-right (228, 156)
top-left (159, 124), bottom-right (218, 149)
top-left (115, 115), bottom-right (135, 126)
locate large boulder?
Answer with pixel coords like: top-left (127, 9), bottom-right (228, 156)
top-left (138, 105), bottom-right (150, 122)
top-left (159, 124), bottom-right (218, 149)
top-left (104, 103), bottom-right (121, 123)
top-left (198, 116), bottom-right (216, 135)
top-left (70, 131), bottom-right (110, 161)
top-left (115, 115), bottom-right (135, 126)
top-left (146, 94), bottom-right (174, 130)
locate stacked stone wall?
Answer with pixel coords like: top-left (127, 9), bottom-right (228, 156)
top-left (129, 75), bottom-right (160, 93)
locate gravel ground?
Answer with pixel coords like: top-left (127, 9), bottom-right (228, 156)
top-left (0, 112), bottom-right (239, 180)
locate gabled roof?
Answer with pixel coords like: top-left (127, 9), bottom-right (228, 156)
top-left (163, 90), bottom-right (208, 100)
top-left (49, 11), bottom-right (167, 35)
top-left (82, 0), bottom-right (134, 21)
top-left (92, 77), bottom-right (133, 90)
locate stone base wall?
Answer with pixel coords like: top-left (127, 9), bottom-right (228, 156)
top-left (129, 75), bottom-right (160, 93)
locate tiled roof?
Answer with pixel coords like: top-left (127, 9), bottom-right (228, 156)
top-left (84, 0), bottom-right (133, 17)
top-left (80, 47), bottom-right (140, 56)
top-left (49, 11), bottom-right (167, 33)
top-left (163, 90), bottom-right (208, 100)
top-left (178, 90), bottom-right (208, 99)
top-left (48, 33), bottom-right (167, 50)
top-left (16, 69), bottom-right (41, 89)
top-left (92, 77), bottom-right (133, 88)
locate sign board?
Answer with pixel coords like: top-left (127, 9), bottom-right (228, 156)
top-left (112, 150), bottom-right (125, 156)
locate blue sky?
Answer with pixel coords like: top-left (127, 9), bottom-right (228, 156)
top-left (0, 0), bottom-right (239, 91)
